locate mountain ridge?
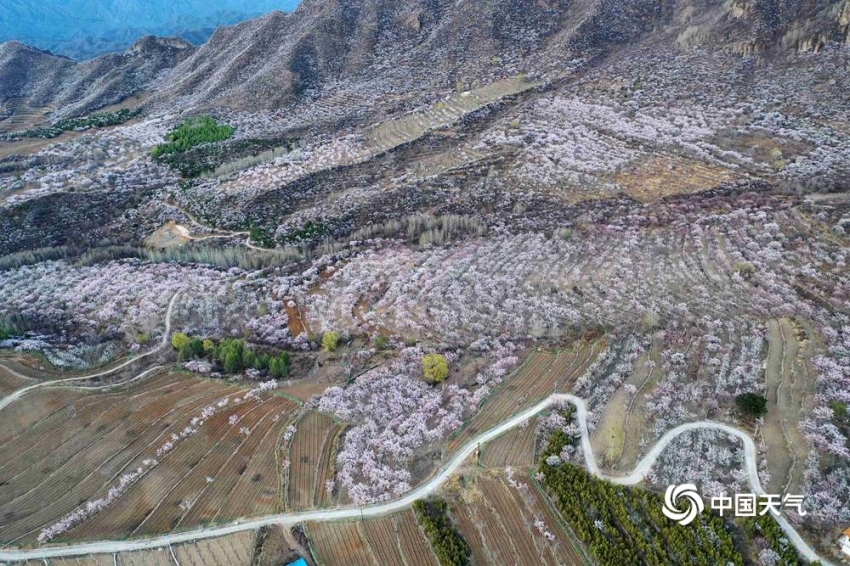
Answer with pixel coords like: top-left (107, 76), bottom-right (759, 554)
top-left (2, 0), bottom-right (849, 125)
top-left (0, 1), bottom-right (300, 60)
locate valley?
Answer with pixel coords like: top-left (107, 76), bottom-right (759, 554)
top-left (1, 0), bottom-right (850, 564)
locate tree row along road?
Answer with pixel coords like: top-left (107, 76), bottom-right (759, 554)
top-left (0, 390), bottom-right (832, 564)
top-left (0, 291), bottom-right (181, 413)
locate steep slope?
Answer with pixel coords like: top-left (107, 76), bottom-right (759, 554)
top-left (151, 0), bottom-right (849, 114)
top-left (153, 0), bottom-right (583, 110)
top-left (3, 0), bottom-right (849, 124)
top-left (0, 42), bottom-right (74, 102)
top-left (0, 37), bottom-right (196, 121)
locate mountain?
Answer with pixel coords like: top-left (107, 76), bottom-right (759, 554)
top-left (148, 0), bottom-right (850, 112)
top-left (0, 36), bottom-right (195, 120)
top-left (22, 11), bottom-right (289, 62)
top-left (2, 0), bottom-right (849, 124)
top-left (0, 1), bottom-right (301, 60)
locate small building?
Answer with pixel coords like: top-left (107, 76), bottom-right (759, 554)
top-left (840, 528), bottom-right (850, 557)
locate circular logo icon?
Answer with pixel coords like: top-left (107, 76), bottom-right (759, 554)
top-left (662, 484), bottom-right (704, 526)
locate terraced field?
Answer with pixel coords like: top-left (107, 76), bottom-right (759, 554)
top-left (69, 397), bottom-right (296, 540)
top-left (446, 341), bottom-right (604, 456)
top-left (365, 76), bottom-right (538, 154)
top-left (0, 361), bottom-right (35, 396)
top-left (448, 471), bottom-right (589, 566)
top-left (761, 317), bottom-right (816, 495)
top-left (590, 336), bottom-right (662, 470)
top-left (0, 370), bottom-right (303, 544)
top-left (307, 510), bottom-right (439, 566)
top-left (614, 155), bottom-right (737, 202)
top-left (287, 412), bottom-right (343, 510)
top-left (480, 420), bottom-right (538, 469)
top-left (305, 521), bottom-right (378, 565)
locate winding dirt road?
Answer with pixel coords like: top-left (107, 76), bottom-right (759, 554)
top-left (0, 291), bottom-right (181, 413)
top-left (0, 391), bottom-right (832, 564)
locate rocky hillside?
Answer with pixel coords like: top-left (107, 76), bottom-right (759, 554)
top-left (0, 37), bottom-right (195, 121)
top-left (1, 0), bottom-right (848, 124)
top-left (149, 0), bottom-right (850, 112)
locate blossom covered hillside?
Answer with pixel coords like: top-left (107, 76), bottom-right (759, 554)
top-left (1, 0), bottom-right (849, 563)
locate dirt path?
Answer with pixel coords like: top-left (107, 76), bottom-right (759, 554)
top-left (0, 291), bottom-right (181, 413)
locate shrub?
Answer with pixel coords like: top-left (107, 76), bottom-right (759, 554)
top-left (175, 336), bottom-right (204, 361)
top-left (223, 351), bottom-right (242, 374)
top-left (217, 339), bottom-right (246, 374)
top-left (0, 315), bottom-right (28, 340)
top-left (741, 513), bottom-right (803, 566)
top-left (423, 353), bottom-right (449, 384)
top-left (269, 352), bottom-right (291, 379)
top-left (54, 108), bottom-right (139, 132)
top-left (832, 402), bottom-right (848, 424)
top-left (735, 393), bottom-right (768, 419)
top-left (249, 224), bottom-right (275, 249)
top-left (158, 137), bottom-right (297, 178)
top-left (177, 335), bottom-right (292, 377)
top-left (734, 262), bottom-right (757, 280)
top-left (2, 108), bottom-right (139, 140)
top-left (171, 332), bottom-right (190, 351)
top-left (322, 331), bottom-right (341, 352)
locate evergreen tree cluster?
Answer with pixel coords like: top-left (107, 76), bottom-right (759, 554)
top-left (413, 498), bottom-right (471, 566)
top-left (1, 108), bottom-right (139, 140)
top-left (538, 430), bottom-right (745, 565)
top-left (171, 332), bottom-right (291, 378)
top-left (152, 116), bottom-right (235, 158)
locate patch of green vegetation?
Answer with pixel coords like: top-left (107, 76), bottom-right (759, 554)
top-left (73, 243), bottom-right (302, 271)
top-left (538, 430), bottom-right (744, 566)
top-left (282, 221), bottom-right (329, 245)
top-left (155, 136), bottom-right (298, 178)
top-left (831, 401), bottom-right (848, 424)
top-left (0, 246), bottom-right (76, 271)
top-left (831, 401), bottom-right (850, 441)
top-left (736, 392), bottom-right (768, 419)
top-left (413, 498), bottom-right (471, 566)
top-left (172, 334), bottom-right (292, 378)
top-left (0, 315), bottom-right (29, 341)
top-left (54, 109), bottom-right (140, 131)
top-left (248, 223), bottom-right (275, 249)
top-left (321, 331), bottom-right (341, 352)
top-left (0, 321), bottom-right (18, 341)
top-left (151, 116), bottom-right (235, 159)
top-left (423, 353), bottom-right (449, 384)
top-left (1, 108), bottom-right (140, 140)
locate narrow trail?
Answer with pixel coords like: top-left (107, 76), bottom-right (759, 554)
top-left (0, 392), bottom-right (831, 564)
top-left (170, 222), bottom-right (273, 253)
top-left (0, 291), bottom-right (181, 413)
